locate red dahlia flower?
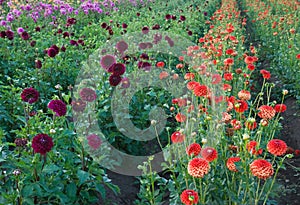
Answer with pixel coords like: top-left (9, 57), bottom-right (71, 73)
top-left (175, 113), bottom-right (186, 122)
top-left (250, 159), bottom-right (274, 180)
top-left (21, 87), bottom-right (39, 104)
top-left (171, 131), bottom-right (185, 143)
top-left (186, 143), bottom-right (201, 156)
top-left (48, 100), bottom-right (67, 116)
top-left (194, 84), bottom-right (208, 97)
top-left (109, 74), bottom-right (122, 86)
top-left (260, 69), bottom-right (271, 79)
top-left (224, 73), bottom-right (233, 81)
top-left (188, 158), bottom-right (210, 178)
top-left (180, 190), bottom-right (199, 205)
top-left (234, 100), bottom-right (248, 113)
top-left (257, 105), bottom-right (276, 120)
top-left (274, 104), bottom-right (287, 113)
top-left (267, 139), bottom-right (287, 156)
top-left (187, 81), bottom-right (200, 90)
top-left (226, 157), bottom-right (241, 172)
top-left (201, 147), bottom-right (218, 162)
top-left (32, 134), bottom-right (54, 155)
top-left (247, 141), bottom-right (263, 155)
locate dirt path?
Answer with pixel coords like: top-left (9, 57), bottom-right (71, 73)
top-left (277, 97), bottom-right (300, 205)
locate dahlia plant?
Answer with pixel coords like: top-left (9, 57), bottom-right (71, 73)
top-left (135, 0), bottom-right (297, 204)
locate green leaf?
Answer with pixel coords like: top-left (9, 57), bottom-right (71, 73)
top-left (66, 183), bottom-right (77, 198)
top-left (21, 185), bottom-right (33, 197)
top-left (95, 183), bottom-right (106, 200)
top-left (77, 170), bottom-right (89, 185)
top-left (42, 164), bottom-right (60, 174)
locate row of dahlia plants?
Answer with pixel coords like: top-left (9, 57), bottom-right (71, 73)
top-left (0, 0), bottom-right (217, 141)
top-left (135, 0), bottom-right (299, 204)
top-left (240, 0), bottom-right (300, 103)
top-left (0, 0), bottom-right (221, 204)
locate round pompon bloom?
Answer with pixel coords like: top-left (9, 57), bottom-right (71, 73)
top-left (274, 104), bottom-right (287, 113)
top-left (32, 134), bottom-right (54, 155)
top-left (250, 159), bottom-right (274, 180)
top-left (267, 139), bottom-right (287, 156)
top-left (257, 105), bottom-right (276, 120)
top-left (194, 84), bottom-right (208, 97)
top-left (238, 90), bottom-right (251, 101)
top-left (226, 157), bottom-right (241, 172)
top-left (100, 54), bottom-right (116, 71)
top-left (21, 87), bottom-right (39, 104)
top-left (180, 189), bottom-right (199, 205)
top-left (110, 63), bottom-right (126, 75)
top-left (109, 74), bottom-right (122, 86)
top-left (72, 99), bottom-right (86, 112)
top-left (79, 87), bottom-right (97, 102)
top-left (87, 134), bottom-right (102, 150)
top-left (48, 100), bottom-right (67, 116)
top-left (186, 143), bottom-right (201, 156)
top-left (188, 158), bottom-right (210, 178)
top-left (171, 131), bottom-right (185, 143)
top-left (201, 147), bottom-right (218, 162)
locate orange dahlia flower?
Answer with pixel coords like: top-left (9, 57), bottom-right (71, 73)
top-left (250, 159), bottom-right (274, 180)
top-left (267, 139), bottom-right (287, 156)
top-left (226, 157), bottom-right (241, 172)
top-left (188, 158), bottom-right (210, 178)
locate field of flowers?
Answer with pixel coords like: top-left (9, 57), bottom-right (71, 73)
top-left (0, 0), bottom-right (299, 205)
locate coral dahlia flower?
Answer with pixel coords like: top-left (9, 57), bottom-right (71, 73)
top-left (250, 159), bottom-right (274, 180)
top-left (180, 190), bottom-right (199, 205)
top-left (257, 105), bottom-right (276, 120)
top-left (238, 90), bottom-right (251, 101)
top-left (226, 157), bottom-right (241, 172)
top-left (188, 158), bottom-right (210, 178)
top-left (201, 147), bottom-right (218, 162)
top-left (194, 84), bottom-right (208, 97)
top-left (175, 113), bottom-right (186, 122)
top-left (267, 139), bottom-right (287, 156)
top-left (260, 69), bottom-right (271, 79)
top-left (171, 131), bottom-right (185, 143)
top-left (186, 143), bottom-right (201, 156)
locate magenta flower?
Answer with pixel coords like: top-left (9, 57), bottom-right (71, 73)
top-left (72, 99), bottom-right (86, 112)
top-left (21, 31), bottom-right (30, 40)
top-left (21, 87), bottom-right (39, 104)
top-left (100, 54), bottom-right (116, 71)
top-left (109, 74), bottom-right (122, 86)
top-left (32, 134), bottom-right (54, 155)
top-left (5, 30), bottom-right (14, 40)
top-left (48, 100), bottom-right (67, 116)
top-left (110, 63), bottom-right (126, 75)
top-left (87, 134), bottom-right (102, 150)
top-left (47, 48), bottom-right (57, 58)
top-left (79, 88), bottom-right (97, 102)
top-left (115, 40), bottom-right (128, 53)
